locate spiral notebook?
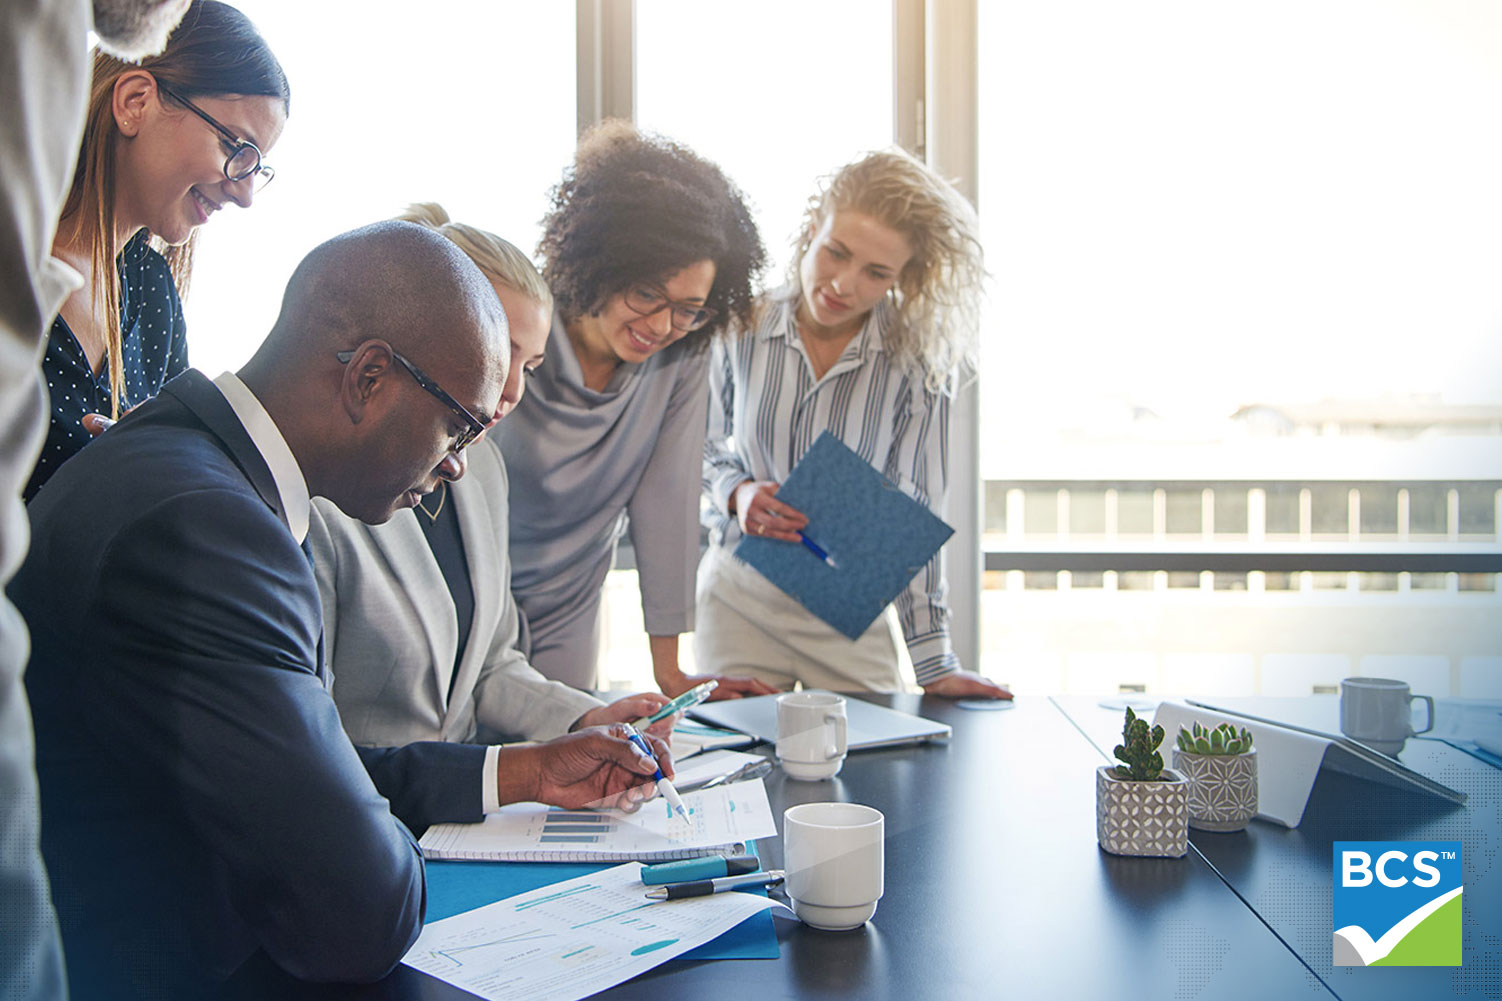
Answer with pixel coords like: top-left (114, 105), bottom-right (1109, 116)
top-left (419, 781), bottom-right (776, 862)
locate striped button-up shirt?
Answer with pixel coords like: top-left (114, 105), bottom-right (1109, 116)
top-left (702, 291), bottom-right (959, 684)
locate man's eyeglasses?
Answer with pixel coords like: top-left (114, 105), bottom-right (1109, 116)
top-left (336, 348), bottom-right (492, 453)
top-left (622, 284), bottom-right (717, 332)
top-left (156, 79), bottom-right (275, 193)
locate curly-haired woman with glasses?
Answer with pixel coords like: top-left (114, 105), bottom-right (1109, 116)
top-left (26, 1), bottom-right (287, 500)
top-left (698, 148), bottom-right (1012, 699)
top-left (493, 120), bottom-right (778, 701)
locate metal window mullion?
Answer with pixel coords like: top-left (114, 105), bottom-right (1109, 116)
top-left (922, 0), bottom-right (981, 673)
top-left (577, 0), bottom-right (634, 134)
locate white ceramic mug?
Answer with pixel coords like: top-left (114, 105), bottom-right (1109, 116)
top-left (1340, 677), bottom-right (1434, 750)
top-left (776, 691), bottom-right (848, 781)
top-left (782, 802), bottom-right (884, 931)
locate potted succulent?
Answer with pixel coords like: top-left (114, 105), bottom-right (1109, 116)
top-left (1096, 707), bottom-right (1189, 858)
top-left (1172, 722), bottom-right (1258, 832)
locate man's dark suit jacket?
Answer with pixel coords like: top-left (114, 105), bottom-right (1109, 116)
top-left (14, 370), bottom-right (488, 999)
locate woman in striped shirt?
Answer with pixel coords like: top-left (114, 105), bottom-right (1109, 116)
top-left (699, 149), bottom-right (1011, 698)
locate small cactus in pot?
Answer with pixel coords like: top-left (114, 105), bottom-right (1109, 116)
top-left (1096, 708), bottom-right (1188, 857)
top-left (1172, 722), bottom-right (1258, 832)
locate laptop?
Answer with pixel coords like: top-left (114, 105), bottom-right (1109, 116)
top-left (689, 693), bottom-right (952, 751)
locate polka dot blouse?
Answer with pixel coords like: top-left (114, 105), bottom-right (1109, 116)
top-left (25, 231), bottom-right (188, 502)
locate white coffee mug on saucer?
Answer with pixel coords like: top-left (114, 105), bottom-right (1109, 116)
top-left (782, 802), bottom-right (884, 931)
top-left (776, 691), bottom-right (848, 781)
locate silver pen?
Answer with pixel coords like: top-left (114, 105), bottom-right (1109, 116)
top-left (644, 869), bottom-right (786, 900)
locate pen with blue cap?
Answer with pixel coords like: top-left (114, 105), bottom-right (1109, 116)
top-left (624, 724), bottom-right (687, 820)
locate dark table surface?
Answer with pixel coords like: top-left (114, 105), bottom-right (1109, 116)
top-left (258, 695), bottom-right (1339, 1001)
top-left (1054, 695), bottom-right (1501, 1001)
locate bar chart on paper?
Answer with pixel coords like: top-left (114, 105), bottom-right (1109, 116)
top-left (404, 862), bottom-right (781, 1001)
top-left (419, 782), bottom-right (778, 861)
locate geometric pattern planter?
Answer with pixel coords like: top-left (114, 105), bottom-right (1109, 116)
top-left (1171, 749), bottom-right (1258, 833)
top-left (1095, 766), bottom-right (1189, 858)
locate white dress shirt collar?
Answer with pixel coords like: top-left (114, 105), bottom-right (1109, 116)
top-left (211, 371), bottom-right (311, 543)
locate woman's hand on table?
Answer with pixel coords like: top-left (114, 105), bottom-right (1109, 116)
top-left (658, 670), bottom-right (779, 701)
top-left (923, 670), bottom-right (1013, 700)
top-left (733, 479), bottom-right (807, 543)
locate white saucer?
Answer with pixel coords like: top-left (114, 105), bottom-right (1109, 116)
top-left (790, 898), bottom-right (878, 930)
top-left (779, 758), bottom-right (845, 781)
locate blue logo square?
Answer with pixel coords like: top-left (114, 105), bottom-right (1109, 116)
top-left (1333, 841), bottom-right (1462, 966)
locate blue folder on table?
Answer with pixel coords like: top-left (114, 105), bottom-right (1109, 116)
top-left (734, 431), bottom-right (954, 640)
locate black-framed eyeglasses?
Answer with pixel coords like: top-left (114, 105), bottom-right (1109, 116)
top-left (156, 79), bottom-right (276, 192)
top-left (336, 348), bottom-right (492, 452)
top-left (622, 284), bottom-right (717, 332)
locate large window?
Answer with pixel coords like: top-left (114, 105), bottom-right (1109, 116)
top-left (599, 0), bottom-right (897, 688)
top-left (975, 0), bottom-right (1502, 697)
top-left (635, 0), bottom-right (893, 282)
top-left (184, 1), bottom-right (578, 375)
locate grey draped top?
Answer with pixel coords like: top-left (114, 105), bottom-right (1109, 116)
top-left (494, 311), bottom-right (710, 639)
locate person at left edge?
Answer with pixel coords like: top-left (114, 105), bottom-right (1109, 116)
top-left (1, 2), bottom-right (192, 999)
top-left (26, 0), bottom-right (287, 501)
top-left (12, 220), bottom-right (672, 999)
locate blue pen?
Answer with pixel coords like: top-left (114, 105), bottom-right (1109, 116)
top-left (797, 530), bottom-right (839, 569)
top-left (625, 724), bottom-right (688, 820)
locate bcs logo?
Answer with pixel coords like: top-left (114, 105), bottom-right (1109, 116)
top-left (1333, 841), bottom-right (1462, 966)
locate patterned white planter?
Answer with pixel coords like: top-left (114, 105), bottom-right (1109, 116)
top-left (1171, 748), bottom-right (1258, 833)
top-left (1095, 766), bottom-right (1189, 858)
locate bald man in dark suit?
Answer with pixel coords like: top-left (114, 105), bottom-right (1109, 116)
top-left (12, 221), bottom-right (670, 1000)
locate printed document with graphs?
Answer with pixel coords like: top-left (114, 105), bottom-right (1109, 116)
top-left (403, 862), bottom-right (784, 1001)
top-left (420, 782), bottom-right (776, 861)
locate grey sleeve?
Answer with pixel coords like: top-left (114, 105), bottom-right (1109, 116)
top-left (627, 349), bottom-right (712, 636)
top-left (472, 457), bottom-right (604, 740)
top-left (0, 2), bottom-right (93, 998)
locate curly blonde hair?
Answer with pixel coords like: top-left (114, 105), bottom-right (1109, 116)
top-left (786, 148), bottom-right (984, 393)
top-left (396, 202), bottom-right (551, 314)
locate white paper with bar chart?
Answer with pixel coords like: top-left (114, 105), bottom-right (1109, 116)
top-left (401, 862), bottom-right (783, 1001)
top-left (419, 782), bottom-right (777, 861)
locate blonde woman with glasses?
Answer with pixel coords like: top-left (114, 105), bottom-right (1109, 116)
top-left (698, 149), bottom-right (1012, 698)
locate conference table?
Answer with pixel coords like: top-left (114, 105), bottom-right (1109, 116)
top-left (242, 694), bottom-right (1497, 1000)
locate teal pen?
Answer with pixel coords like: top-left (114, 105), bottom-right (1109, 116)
top-left (633, 679), bottom-right (719, 727)
top-left (641, 854), bottom-right (760, 885)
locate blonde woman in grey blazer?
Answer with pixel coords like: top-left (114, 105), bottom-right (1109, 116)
top-left (309, 439), bottom-right (650, 746)
top-left (309, 206), bottom-right (669, 751)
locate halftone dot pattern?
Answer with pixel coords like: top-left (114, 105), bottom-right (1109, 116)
top-left (1162, 918), bottom-right (1231, 999)
top-left (1256, 857), bottom-right (1334, 992)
